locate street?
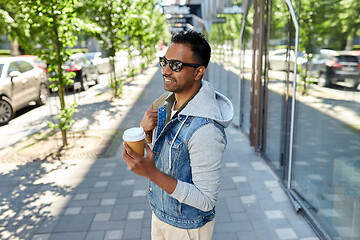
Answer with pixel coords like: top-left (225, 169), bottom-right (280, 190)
top-left (0, 73), bottom-right (110, 157)
top-left (0, 50), bottom-right (148, 157)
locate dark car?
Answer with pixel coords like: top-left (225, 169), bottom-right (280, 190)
top-left (66, 53), bottom-right (99, 91)
top-left (349, 50), bottom-right (360, 63)
top-left (309, 51), bottom-right (360, 88)
top-left (0, 56), bottom-right (49, 125)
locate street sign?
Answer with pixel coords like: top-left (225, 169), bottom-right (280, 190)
top-left (163, 4), bottom-right (202, 18)
top-left (212, 17), bottom-right (226, 23)
top-left (223, 5), bottom-right (243, 14)
top-left (169, 26), bottom-right (187, 33)
top-left (167, 17), bottom-right (193, 26)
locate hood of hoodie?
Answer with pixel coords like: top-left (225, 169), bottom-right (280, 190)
top-left (177, 81), bottom-right (233, 128)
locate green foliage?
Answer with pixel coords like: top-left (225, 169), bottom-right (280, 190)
top-left (123, 0), bottom-right (166, 71)
top-left (82, 0), bottom-right (166, 98)
top-left (48, 103), bottom-right (78, 131)
top-left (266, 0), bottom-right (360, 93)
top-left (0, 0), bottom-right (84, 146)
top-left (1, 0), bottom-right (168, 147)
top-left (209, 13), bottom-right (242, 46)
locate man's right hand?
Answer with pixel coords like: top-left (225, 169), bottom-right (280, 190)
top-left (140, 104), bottom-right (158, 143)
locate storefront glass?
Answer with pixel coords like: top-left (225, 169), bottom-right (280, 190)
top-left (208, 18), bottom-right (242, 127)
top-left (239, 7), bottom-right (254, 135)
top-left (291, 0), bottom-right (360, 238)
top-left (263, 0), bottom-right (293, 172)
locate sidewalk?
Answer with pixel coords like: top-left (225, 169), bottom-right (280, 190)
top-left (0, 63), bottom-right (319, 240)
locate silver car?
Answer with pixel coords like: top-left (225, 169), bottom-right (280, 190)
top-left (85, 52), bottom-right (112, 74)
top-left (0, 56), bottom-right (49, 125)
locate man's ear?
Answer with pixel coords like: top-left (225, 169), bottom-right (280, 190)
top-left (195, 66), bottom-right (206, 81)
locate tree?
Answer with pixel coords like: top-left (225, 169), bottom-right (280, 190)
top-left (0, 2), bottom-right (30, 55)
top-left (82, 0), bottom-right (131, 97)
top-left (338, 0), bottom-right (360, 50)
top-left (83, 0), bottom-right (167, 97)
top-left (295, 0), bottom-right (329, 93)
top-left (124, 0), bottom-right (167, 72)
top-left (294, 0), bottom-right (360, 93)
top-left (3, 0), bottom-right (82, 146)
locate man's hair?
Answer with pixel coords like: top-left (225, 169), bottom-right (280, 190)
top-left (171, 30), bottom-right (211, 68)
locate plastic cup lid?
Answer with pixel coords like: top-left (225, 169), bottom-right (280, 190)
top-left (123, 127), bottom-right (146, 142)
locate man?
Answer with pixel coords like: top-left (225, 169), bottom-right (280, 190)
top-left (122, 30), bottom-right (233, 239)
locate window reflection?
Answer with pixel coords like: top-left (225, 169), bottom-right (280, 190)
top-left (292, 0), bottom-right (360, 238)
top-left (263, 0), bottom-right (293, 172)
top-left (239, 7), bottom-right (254, 135)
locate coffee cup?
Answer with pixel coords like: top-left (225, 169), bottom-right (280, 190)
top-left (123, 127), bottom-right (146, 156)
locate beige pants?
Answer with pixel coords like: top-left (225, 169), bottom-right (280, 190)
top-left (151, 213), bottom-right (215, 240)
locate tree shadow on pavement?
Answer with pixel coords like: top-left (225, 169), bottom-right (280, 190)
top-left (74, 100), bottom-right (126, 129)
top-left (0, 65), bottom-right (164, 239)
top-left (0, 161), bottom-right (73, 239)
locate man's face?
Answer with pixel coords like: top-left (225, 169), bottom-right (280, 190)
top-left (161, 43), bottom-right (202, 96)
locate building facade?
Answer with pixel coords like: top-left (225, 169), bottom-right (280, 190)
top-left (183, 0), bottom-right (360, 239)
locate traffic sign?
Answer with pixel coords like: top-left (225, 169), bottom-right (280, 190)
top-left (212, 17), bottom-right (226, 23)
top-left (167, 17), bottom-right (193, 25)
top-left (163, 4), bottom-right (202, 18)
top-left (223, 5), bottom-right (243, 14)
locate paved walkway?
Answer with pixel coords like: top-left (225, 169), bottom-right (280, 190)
top-left (0, 62), bottom-right (319, 240)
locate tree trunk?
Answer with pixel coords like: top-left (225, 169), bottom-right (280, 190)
top-left (345, 36), bottom-right (353, 50)
top-left (53, 16), bottom-right (68, 146)
top-left (58, 85), bottom-right (68, 146)
top-left (10, 39), bottom-right (20, 56)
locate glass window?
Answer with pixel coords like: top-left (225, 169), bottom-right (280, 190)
top-left (263, 0), bottom-right (293, 171)
top-left (207, 11), bottom-right (243, 127)
top-left (239, 6), bottom-right (254, 135)
top-left (81, 57), bottom-right (90, 64)
top-left (7, 61), bottom-right (21, 76)
top-left (0, 64), bottom-right (4, 77)
top-left (291, 0), bottom-right (360, 238)
top-left (18, 61), bottom-right (34, 73)
top-left (335, 55), bottom-right (358, 62)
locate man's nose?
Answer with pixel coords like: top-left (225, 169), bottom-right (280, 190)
top-left (161, 63), bottom-right (172, 75)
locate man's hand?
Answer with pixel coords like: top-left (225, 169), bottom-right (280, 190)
top-left (123, 143), bottom-right (157, 180)
top-left (140, 104), bottom-right (158, 143)
top-left (122, 143), bottom-right (177, 195)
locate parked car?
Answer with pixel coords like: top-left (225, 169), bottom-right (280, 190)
top-left (305, 50), bottom-right (336, 73)
top-left (19, 55), bottom-right (48, 73)
top-left (308, 51), bottom-right (360, 88)
top-left (0, 56), bottom-right (50, 125)
top-left (65, 53), bottom-right (99, 91)
top-left (268, 49), bottom-right (307, 71)
top-left (85, 52), bottom-right (112, 74)
top-left (349, 50), bottom-right (360, 63)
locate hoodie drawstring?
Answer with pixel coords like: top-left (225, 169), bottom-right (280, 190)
top-left (169, 116), bottom-right (188, 170)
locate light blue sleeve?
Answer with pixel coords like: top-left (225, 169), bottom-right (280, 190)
top-left (170, 124), bottom-right (226, 212)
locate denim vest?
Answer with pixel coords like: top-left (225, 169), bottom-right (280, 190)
top-left (149, 105), bottom-right (226, 229)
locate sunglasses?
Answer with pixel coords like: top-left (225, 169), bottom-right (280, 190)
top-left (159, 56), bottom-right (201, 72)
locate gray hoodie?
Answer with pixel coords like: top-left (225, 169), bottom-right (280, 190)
top-left (165, 80), bottom-right (234, 212)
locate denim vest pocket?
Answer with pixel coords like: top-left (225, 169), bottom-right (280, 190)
top-left (165, 131), bottom-right (183, 149)
top-left (177, 202), bottom-right (182, 216)
top-left (169, 197), bottom-right (183, 216)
